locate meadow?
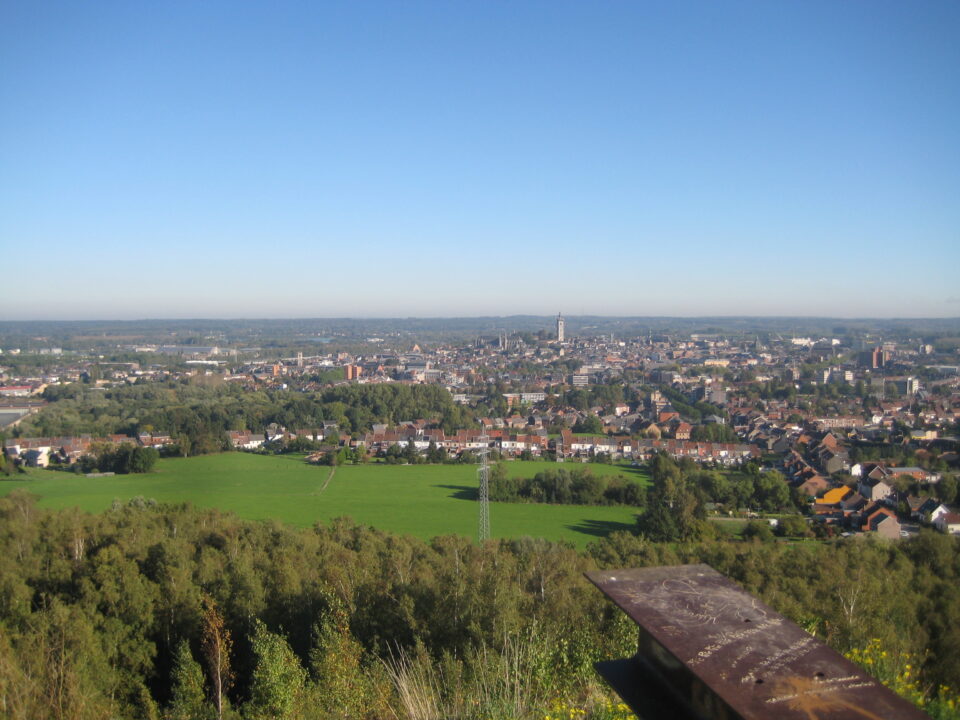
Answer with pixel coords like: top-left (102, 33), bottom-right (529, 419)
top-left (0, 453), bottom-right (649, 548)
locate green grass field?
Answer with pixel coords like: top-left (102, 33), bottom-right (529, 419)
top-left (0, 454), bottom-right (649, 548)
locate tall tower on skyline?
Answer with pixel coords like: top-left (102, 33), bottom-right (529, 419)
top-left (556, 313), bottom-right (565, 343)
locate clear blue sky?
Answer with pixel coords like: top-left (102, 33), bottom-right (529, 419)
top-left (1, 0), bottom-right (958, 320)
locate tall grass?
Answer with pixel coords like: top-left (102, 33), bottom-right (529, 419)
top-left (382, 633), bottom-right (551, 720)
top-left (382, 645), bottom-right (444, 720)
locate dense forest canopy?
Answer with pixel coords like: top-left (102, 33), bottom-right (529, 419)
top-left (0, 491), bottom-right (958, 719)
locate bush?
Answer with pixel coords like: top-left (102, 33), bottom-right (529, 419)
top-left (775, 515), bottom-right (812, 538)
top-left (742, 520), bottom-right (775, 542)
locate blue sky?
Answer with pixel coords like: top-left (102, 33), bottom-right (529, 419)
top-left (1, 1), bottom-right (958, 320)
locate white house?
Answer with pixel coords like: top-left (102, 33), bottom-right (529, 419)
top-left (934, 512), bottom-right (960, 536)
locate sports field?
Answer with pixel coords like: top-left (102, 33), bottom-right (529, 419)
top-left (0, 453), bottom-right (649, 548)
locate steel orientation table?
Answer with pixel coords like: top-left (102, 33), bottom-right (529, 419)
top-left (586, 564), bottom-right (928, 720)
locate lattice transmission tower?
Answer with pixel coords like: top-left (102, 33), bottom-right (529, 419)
top-left (477, 435), bottom-right (490, 542)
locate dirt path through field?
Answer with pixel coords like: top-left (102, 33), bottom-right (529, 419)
top-left (313, 465), bottom-right (336, 495)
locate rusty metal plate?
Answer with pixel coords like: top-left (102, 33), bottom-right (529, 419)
top-left (586, 564), bottom-right (928, 720)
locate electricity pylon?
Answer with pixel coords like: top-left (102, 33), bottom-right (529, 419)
top-left (477, 436), bottom-right (490, 542)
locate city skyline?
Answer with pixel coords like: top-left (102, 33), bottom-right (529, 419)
top-left (1, 1), bottom-right (958, 320)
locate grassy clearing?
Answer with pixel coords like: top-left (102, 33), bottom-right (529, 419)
top-left (0, 454), bottom-right (648, 548)
top-left (709, 517), bottom-right (749, 536)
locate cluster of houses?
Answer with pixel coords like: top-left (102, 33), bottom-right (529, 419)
top-left (6, 420), bottom-right (757, 468)
top-left (764, 424), bottom-right (958, 537)
top-left (810, 472), bottom-right (960, 538)
top-left (3, 432), bottom-right (171, 467)
top-left (224, 418), bottom-right (760, 466)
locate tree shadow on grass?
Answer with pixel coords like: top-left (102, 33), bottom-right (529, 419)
top-left (435, 484), bottom-right (478, 501)
top-left (565, 517), bottom-right (638, 538)
top-left (614, 465), bottom-right (651, 482)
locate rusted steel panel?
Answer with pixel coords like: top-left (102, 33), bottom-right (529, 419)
top-left (586, 564), bottom-right (928, 720)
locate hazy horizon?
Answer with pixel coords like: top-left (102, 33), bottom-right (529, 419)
top-left (2, 312), bottom-right (959, 325)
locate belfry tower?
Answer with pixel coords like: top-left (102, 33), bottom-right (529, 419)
top-left (556, 313), bottom-right (565, 343)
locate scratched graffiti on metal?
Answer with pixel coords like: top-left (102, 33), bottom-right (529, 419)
top-left (620, 575), bottom-right (771, 629)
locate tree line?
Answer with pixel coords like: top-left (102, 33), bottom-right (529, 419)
top-left (19, 381), bottom-right (473, 455)
top-left (489, 465), bottom-right (646, 507)
top-left (73, 442), bottom-right (160, 474)
top-left (486, 455), bottom-right (805, 519)
top-left (636, 454), bottom-right (801, 542)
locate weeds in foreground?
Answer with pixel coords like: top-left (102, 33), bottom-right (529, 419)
top-left (845, 639), bottom-right (959, 720)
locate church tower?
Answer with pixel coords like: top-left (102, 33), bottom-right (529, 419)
top-left (556, 313), bottom-right (565, 343)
